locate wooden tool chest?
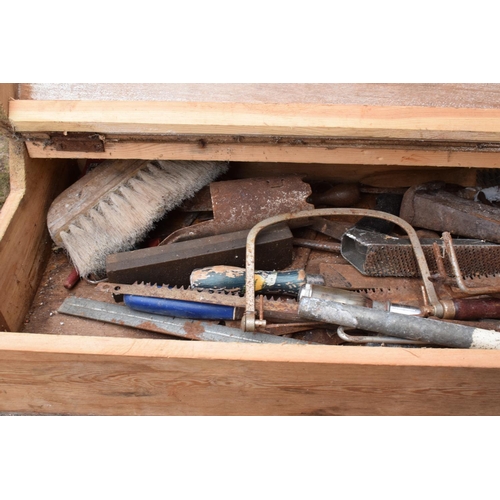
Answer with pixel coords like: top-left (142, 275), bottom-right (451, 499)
top-left (2, 83), bottom-right (500, 415)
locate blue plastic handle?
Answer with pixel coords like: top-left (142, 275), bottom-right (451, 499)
top-left (123, 294), bottom-right (237, 321)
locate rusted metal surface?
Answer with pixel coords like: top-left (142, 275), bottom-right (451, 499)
top-left (320, 262), bottom-right (500, 312)
top-left (310, 218), bottom-right (352, 241)
top-left (160, 175), bottom-right (314, 244)
top-left (293, 238), bottom-right (341, 253)
top-left (441, 232), bottom-right (500, 295)
top-left (58, 296), bottom-right (308, 344)
top-left (400, 182), bottom-right (500, 244)
top-left (319, 263), bottom-right (424, 297)
top-left (96, 282), bottom-right (301, 321)
top-left (260, 322), bottom-right (328, 336)
top-left (177, 185), bottom-right (213, 212)
top-left (223, 320), bottom-right (328, 336)
top-left (106, 224), bottom-right (293, 287)
top-left (242, 208), bottom-right (443, 331)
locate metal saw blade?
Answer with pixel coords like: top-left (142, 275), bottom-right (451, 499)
top-left (96, 281), bottom-right (300, 315)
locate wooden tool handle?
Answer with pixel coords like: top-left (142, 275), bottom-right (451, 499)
top-left (190, 266), bottom-right (307, 294)
top-left (310, 183), bottom-right (360, 207)
top-left (453, 298), bottom-right (500, 320)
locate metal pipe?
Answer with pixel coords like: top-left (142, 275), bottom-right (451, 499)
top-left (242, 209), bottom-right (443, 331)
top-left (299, 296), bottom-right (500, 349)
top-left (58, 296), bottom-right (309, 345)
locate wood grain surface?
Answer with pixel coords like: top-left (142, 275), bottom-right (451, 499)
top-left (10, 100), bottom-right (500, 142)
top-left (0, 140), bottom-right (76, 331)
top-left (17, 83), bottom-right (500, 108)
top-left (24, 139), bottom-right (500, 169)
top-left (1, 331), bottom-right (500, 415)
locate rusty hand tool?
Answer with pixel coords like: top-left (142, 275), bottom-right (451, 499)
top-left (160, 175), bottom-right (314, 245)
top-left (96, 281), bottom-right (303, 323)
top-left (399, 181), bottom-right (500, 244)
top-left (240, 208), bottom-right (445, 331)
top-left (340, 227), bottom-right (500, 278)
top-left (106, 224), bottom-right (294, 287)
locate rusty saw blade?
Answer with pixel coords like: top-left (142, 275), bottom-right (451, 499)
top-left (96, 282), bottom-right (301, 321)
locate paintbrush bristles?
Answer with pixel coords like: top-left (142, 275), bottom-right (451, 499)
top-left (56, 160), bottom-right (229, 278)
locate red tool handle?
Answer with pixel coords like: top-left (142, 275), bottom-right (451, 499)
top-left (453, 298), bottom-right (500, 320)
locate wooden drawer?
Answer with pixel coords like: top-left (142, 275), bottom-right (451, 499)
top-left (2, 83), bottom-right (500, 415)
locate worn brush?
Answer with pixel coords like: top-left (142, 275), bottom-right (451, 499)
top-left (47, 159), bottom-right (229, 278)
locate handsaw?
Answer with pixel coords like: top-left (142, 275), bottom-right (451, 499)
top-left (96, 282), bottom-right (302, 322)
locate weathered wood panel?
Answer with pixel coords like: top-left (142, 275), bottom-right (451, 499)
top-left (0, 140), bottom-right (76, 332)
top-left (1, 332), bottom-right (500, 415)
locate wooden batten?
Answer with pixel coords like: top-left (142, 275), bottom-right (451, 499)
top-left (10, 100), bottom-right (500, 142)
top-left (23, 139), bottom-right (500, 169)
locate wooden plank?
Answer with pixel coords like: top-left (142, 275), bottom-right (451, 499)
top-left (17, 83), bottom-right (500, 109)
top-left (0, 84), bottom-right (17, 139)
top-left (0, 140), bottom-right (77, 332)
top-left (23, 139), bottom-right (500, 169)
top-left (0, 83), bottom-right (17, 119)
top-left (1, 332), bottom-right (500, 415)
top-left (9, 100), bottom-right (500, 142)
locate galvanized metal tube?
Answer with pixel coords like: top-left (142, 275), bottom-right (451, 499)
top-left (59, 296), bottom-right (309, 345)
top-left (299, 297), bottom-right (500, 349)
top-left (243, 209), bottom-right (442, 331)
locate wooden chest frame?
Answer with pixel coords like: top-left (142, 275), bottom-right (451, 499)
top-left (2, 83), bottom-right (500, 415)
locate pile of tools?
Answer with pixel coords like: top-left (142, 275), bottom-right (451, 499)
top-left (51, 159), bottom-right (500, 349)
